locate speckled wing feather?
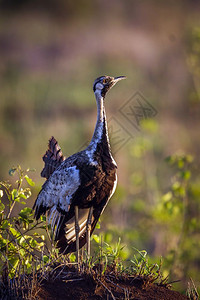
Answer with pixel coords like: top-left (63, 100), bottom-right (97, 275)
top-left (41, 137), bottom-right (65, 179)
top-left (33, 162), bottom-right (81, 235)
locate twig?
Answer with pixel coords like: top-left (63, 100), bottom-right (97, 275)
top-left (97, 278), bottom-right (116, 300)
top-left (51, 264), bottom-right (69, 281)
top-left (4, 221), bottom-right (43, 248)
top-left (65, 278), bottom-right (84, 283)
top-left (106, 276), bottom-right (126, 291)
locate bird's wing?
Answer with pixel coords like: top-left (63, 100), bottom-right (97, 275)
top-left (33, 164), bottom-right (81, 236)
top-left (41, 137), bottom-right (65, 179)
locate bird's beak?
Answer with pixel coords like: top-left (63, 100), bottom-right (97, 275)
top-left (114, 76), bottom-right (126, 82)
top-left (102, 75), bottom-right (126, 98)
top-left (107, 76), bottom-right (126, 90)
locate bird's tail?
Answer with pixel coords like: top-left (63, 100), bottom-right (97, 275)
top-left (55, 207), bottom-right (101, 254)
top-left (41, 136), bottom-right (65, 179)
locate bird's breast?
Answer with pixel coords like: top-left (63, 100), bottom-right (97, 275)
top-left (72, 158), bottom-right (117, 209)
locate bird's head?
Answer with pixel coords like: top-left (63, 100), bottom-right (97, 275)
top-left (93, 75), bottom-right (126, 98)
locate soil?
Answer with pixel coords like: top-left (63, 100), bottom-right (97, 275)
top-left (36, 265), bottom-right (188, 300)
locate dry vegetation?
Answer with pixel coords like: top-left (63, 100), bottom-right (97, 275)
top-left (1, 260), bottom-right (189, 300)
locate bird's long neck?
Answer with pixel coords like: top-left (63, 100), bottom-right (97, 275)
top-left (87, 91), bottom-right (111, 155)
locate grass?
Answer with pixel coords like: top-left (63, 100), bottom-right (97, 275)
top-left (0, 240), bottom-right (168, 300)
top-left (1, 242), bottom-right (192, 299)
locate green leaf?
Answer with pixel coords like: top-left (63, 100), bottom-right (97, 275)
top-left (179, 170), bottom-right (191, 180)
top-left (9, 257), bottom-right (19, 270)
top-left (9, 226), bottom-right (18, 237)
top-left (172, 181), bottom-right (181, 191)
top-left (177, 158), bottom-right (185, 169)
top-left (96, 222), bottom-right (101, 229)
top-left (11, 189), bottom-right (18, 200)
top-left (2, 220), bottom-right (9, 230)
top-left (43, 255), bottom-right (49, 263)
top-left (40, 215), bottom-right (46, 222)
top-left (30, 239), bottom-right (39, 248)
top-left (19, 248), bottom-right (26, 257)
top-left (0, 235), bottom-right (7, 248)
top-left (19, 193), bottom-right (27, 199)
top-left (162, 191), bottom-right (172, 202)
top-left (93, 234), bottom-right (100, 244)
top-left (19, 207), bottom-right (32, 220)
top-left (185, 154), bottom-right (193, 163)
top-left (69, 253), bottom-right (76, 262)
top-left (24, 175), bottom-right (35, 187)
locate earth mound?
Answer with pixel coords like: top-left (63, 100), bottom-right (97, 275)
top-left (36, 265), bottom-right (188, 300)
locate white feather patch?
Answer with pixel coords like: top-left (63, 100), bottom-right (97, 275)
top-left (64, 208), bottom-right (91, 243)
top-left (36, 165), bottom-right (80, 213)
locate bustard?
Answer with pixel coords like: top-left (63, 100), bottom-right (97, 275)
top-left (33, 75), bottom-right (125, 262)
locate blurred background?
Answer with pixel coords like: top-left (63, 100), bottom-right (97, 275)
top-left (0, 0), bottom-right (200, 292)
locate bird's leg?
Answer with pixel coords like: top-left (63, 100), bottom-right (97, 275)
top-left (75, 206), bottom-right (80, 268)
top-left (86, 206), bottom-right (93, 259)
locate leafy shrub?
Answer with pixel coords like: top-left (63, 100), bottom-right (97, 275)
top-left (0, 166), bottom-right (45, 280)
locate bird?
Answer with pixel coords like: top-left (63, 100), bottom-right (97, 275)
top-left (33, 75), bottom-right (126, 262)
